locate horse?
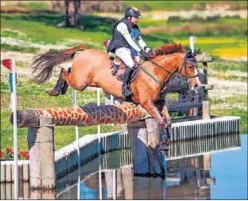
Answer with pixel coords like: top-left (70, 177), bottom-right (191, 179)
top-left (31, 43), bottom-right (201, 129)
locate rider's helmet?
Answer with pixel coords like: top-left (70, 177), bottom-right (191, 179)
top-left (124, 7), bottom-right (141, 18)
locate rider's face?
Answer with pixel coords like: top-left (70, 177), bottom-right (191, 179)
top-left (130, 16), bottom-right (139, 24)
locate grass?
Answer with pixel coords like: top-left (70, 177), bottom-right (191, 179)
top-left (209, 61), bottom-right (247, 72)
top-left (1, 13), bottom-right (112, 47)
top-left (0, 73), bottom-right (122, 151)
top-left (1, 43), bottom-right (40, 54)
top-left (209, 95), bottom-right (247, 133)
top-left (4, 1), bottom-right (247, 12)
top-left (172, 36), bottom-right (247, 60)
top-left (123, 1), bottom-right (247, 11)
top-left (1, 11), bottom-right (247, 58)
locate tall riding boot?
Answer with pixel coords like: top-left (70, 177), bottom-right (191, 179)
top-left (122, 67), bottom-right (133, 98)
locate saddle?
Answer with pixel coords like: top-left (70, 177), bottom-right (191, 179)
top-left (103, 40), bottom-right (140, 83)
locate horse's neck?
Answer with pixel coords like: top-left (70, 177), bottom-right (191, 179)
top-left (154, 53), bottom-right (184, 80)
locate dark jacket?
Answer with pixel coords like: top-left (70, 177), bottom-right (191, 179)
top-left (107, 18), bottom-right (139, 53)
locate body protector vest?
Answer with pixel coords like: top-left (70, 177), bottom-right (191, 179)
top-left (107, 18), bottom-right (139, 53)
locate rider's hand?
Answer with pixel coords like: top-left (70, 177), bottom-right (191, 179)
top-left (144, 47), bottom-right (151, 53)
top-left (139, 50), bottom-right (149, 59)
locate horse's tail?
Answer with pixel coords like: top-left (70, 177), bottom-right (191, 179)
top-left (32, 45), bottom-right (88, 84)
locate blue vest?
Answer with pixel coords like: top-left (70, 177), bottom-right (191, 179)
top-left (131, 26), bottom-right (140, 41)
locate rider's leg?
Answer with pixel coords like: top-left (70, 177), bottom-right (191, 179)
top-left (115, 48), bottom-right (135, 97)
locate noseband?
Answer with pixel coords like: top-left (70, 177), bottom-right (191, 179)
top-left (178, 53), bottom-right (200, 80)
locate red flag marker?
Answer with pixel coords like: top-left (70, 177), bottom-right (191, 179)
top-left (2, 59), bottom-right (13, 71)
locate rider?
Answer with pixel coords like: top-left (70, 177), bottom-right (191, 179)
top-left (107, 7), bottom-right (152, 98)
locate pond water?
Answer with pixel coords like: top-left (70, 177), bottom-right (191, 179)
top-left (57, 134), bottom-right (247, 200)
top-left (1, 134), bottom-right (246, 199)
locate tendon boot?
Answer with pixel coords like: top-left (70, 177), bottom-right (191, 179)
top-left (122, 67), bottom-right (133, 98)
top-left (47, 78), bottom-right (65, 96)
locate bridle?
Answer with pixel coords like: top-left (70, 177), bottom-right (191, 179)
top-left (140, 51), bottom-right (200, 90)
top-left (177, 53), bottom-right (200, 80)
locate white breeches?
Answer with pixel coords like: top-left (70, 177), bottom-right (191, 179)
top-left (115, 47), bottom-right (135, 68)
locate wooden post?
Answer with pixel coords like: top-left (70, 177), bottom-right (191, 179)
top-left (0, 183), bottom-right (5, 200)
top-left (128, 118), bottom-right (165, 177)
top-left (0, 162), bottom-right (5, 182)
top-left (121, 167), bottom-right (133, 199)
top-left (23, 161), bottom-right (29, 182)
top-left (5, 161), bottom-right (12, 182)
top-left (28, 117), bottom-right (55, 189)
top-left (203, 153), bottom-right (211, 170)
top-left (128, 120), bottom-right (149, 174)
top-left (202, 101), bottom-right (210, 120)
top-left (145, 118), bottom-right (164, 176)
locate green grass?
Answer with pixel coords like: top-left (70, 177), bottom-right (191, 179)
top-left (24, 2), bottom-right (50, 11)
top-left (209, 95), bottom-right (247, 133)
top-left (209, 61), bottom-right (247, 72)
top-left (1, 13), bottom-right (112, 46)
top-left (123, 1), bottom-right (247, 11)
top-left (0, 73), bottom-right (122, 151)
top-left (1, 125), bottom-right (121, 151)
top-left (1, 43), bottom-right (40, 54)
top-left (5, 1), bottom-right (247, 12)
top-left (211, 108), bottom-right (247, 134)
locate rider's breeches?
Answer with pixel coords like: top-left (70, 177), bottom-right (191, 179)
top-left (115, 47), bottom-right (135, 68)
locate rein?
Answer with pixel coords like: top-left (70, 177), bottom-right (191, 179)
top-left (140, 53), bottom-right (199, 91)
top-left (139, 56), bottom-right (179, 90)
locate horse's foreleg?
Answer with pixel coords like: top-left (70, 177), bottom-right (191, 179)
top-left (141, 99), bottom-right (165, 129)
top-left (161, 105), bottom-right (172, 127)
top-left (47, 68), bottom-right (69, 96)
top-left (61, 68), bottom-right (88, 91)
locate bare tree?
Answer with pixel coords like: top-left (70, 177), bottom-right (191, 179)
top-left (57, 0), bottom-right (83, 29)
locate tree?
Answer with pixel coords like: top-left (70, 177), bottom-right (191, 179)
top-left (57, 0), bottom-right (83, 29)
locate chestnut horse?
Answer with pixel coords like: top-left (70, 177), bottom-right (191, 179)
top-left (32, 43), bottom-right (200, 129)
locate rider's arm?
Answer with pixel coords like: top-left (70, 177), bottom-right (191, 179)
top-left (117, 22), bottom-right (141, 52)
top-left (138, 36), bottom-right (151, 53)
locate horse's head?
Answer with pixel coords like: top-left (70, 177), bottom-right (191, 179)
top-left (178, 50), bottom-right (201, 89)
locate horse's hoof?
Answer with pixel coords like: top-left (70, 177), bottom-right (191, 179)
top-left (46, 89), bottom-right (59, 96)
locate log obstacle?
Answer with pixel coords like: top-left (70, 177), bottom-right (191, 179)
top-left (9, 102), bottom-right (162, 189)
top-left (10, 103), bottom-right (146, 128)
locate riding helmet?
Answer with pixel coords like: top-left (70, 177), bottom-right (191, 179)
top-left (125, 7), bottom-right (141, 18)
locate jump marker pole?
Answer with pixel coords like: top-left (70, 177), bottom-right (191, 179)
top-left (2, 59), bottom-right (18, 199)
top-left (189, 36), bottom-right (196, 53)
top-left (189, 36), bottom-right (198, 115)
top-left (72, 89), bottom-right (80, 200)
top-left (97, 88), bottom-right (103, 199)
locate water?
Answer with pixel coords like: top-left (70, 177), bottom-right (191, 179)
top-left (210, 134), bottom-right (247, 199)
top-left (57, 134), bottom-right (247, 200)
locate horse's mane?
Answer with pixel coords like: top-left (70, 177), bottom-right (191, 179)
top-left (153, 43), bottom-right (186, 56)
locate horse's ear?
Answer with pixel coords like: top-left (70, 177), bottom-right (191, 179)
top-left (186, 50), bottom-right (192, 57)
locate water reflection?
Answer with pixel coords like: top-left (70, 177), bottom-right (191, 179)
top-left (1, 134), bottom-right (244, 199)
top-left (56, 133), bottom-right (244, 200)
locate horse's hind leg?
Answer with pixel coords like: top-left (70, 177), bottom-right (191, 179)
top-left (61, 68), bottom-right (88, 91)
top-left (47, 68), bottom-right (70, 96)
top-left (60, 68), bottom-right (71, 94)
